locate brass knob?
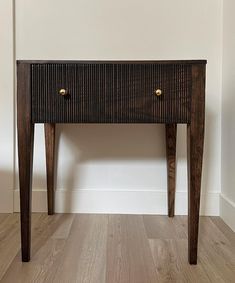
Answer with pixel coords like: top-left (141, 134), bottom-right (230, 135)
top-left (155, 89), bottom-right (162, 96)
top-left (59, 88), bottom-right (68, 96)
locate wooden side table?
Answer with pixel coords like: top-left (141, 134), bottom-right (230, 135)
top-left (17, 60), bottom-right (206, 264)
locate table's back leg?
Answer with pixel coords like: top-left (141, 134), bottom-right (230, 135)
top-left (165, 123), bottom-right (177, 217)
top-left (17, 62), bottom-right (34, 262)
top-left (44, 123), bottom-right (56, 215)
top-left (187, 64), bottom-right (205, 264)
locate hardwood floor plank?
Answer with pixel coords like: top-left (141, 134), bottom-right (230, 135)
top-left (0, 214), bottom-right (234, 283)
top-left (1, 214), bottom-right (70, 283)
top-left (0, 214), bottom-right (10, 225)
top-left (143, 215), bottom-right (187, 239)
top-left (1, 239), bottom-right (66, 283)
top-left (210, 216), bottom-right (235, 245)
top-left (106, 215), bottom-right (159, 283)
top-left (0, 214), bottom-right (44, 280)
top-left (198, 217), bottom-right (235, 283)
top-left (51, 214), bottom-right (75, 239)
top-left (150, 238), bottom-right (213, 283)
top-left (0, 214), bottom-right (21, 280)
top-left (200, 217), bottom-right (235, 262)
top-left (51, 214), bottom-right (108, 283)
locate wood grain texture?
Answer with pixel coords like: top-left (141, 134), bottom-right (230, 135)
top-left (187, 64), bottom-right (206, 264)
top-left (0, 214), bottom-right (69, 283)
top-left (52, 214), bottom-right (108, 283)
top-left (149, 239), bottom-right (211, 282)
top-left (198, 217), bottom-right (235, 282)
top-left (31, 63), bottom-right (192, 123)
top-left (1, 215), bottom-right (235, 283)
top-left (106, 215), bottom-right (159, 283)
top-left (143, 215), bottom-right (187, 240)
top-left (17, 62), bottom-right (34, 262)
top-left (0, 215), bottom-right (21, 280)
top-left (17, 60), bottom-right (206, 264)
top-left (210, 216), bottom-right (235, 245)
top-left (44, 123), bottom-right (56, 215)
top-left (165, 124), bottom-right (177, 217)
top-left (18, 60), bottom-right (207, 65)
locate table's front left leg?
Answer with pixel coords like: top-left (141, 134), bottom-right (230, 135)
top-left (18, 123), bottom-right (34, 262)
top-left (17, 62), bottom-right (34, 262)
top-left (165, 123), bottom-right (177, 217)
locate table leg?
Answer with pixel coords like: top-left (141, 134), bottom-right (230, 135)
top-left (165, 123), bottom-right (177, 217)
top-left (17, 62), bottom-right (34, 262)
top-left (44, 123), bottom-right (56, 215)
top-left (187, 64), bottom-right (205, 264)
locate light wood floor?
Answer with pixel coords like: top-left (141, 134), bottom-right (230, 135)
top-left (0, 214), bottom-right (234, 283)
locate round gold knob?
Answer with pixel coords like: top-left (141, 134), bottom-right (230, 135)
top-left (155, 89), bottom-right (162, 96)
top-left (59, 88), bottom-right (68, 96)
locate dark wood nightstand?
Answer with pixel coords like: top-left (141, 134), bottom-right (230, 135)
top-left (17, 60), bottom-right (206, 264)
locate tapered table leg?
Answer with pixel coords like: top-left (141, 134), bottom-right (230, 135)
top-left (187, 64), bottom-right (205, 264)
top-left (44, 123), bottom-right (56, 215)
top-left (17, 62), bottom-right (34, 262)
top-left (165, 123), bottom-right (177, 217)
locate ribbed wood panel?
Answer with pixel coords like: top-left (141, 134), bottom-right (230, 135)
top-left (31, 63), bottom-right (192, 123)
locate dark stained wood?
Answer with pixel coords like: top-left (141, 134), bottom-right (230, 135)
top-left (31, 63), bottom-right (192, 124)
top-left (44, 123), bottom-right (56, 215)
top-left (165, 124), bottom-right (177, 217)
top-left (187, 64), bottom-right (206, 264)
top-left (17, 59), bottom-right (207, 65)
top-left (17, 60), bottom-right (206, 264)
top-left (17, 62), bottom-right (34, 262)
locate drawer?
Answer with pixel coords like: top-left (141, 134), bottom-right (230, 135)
top-left (31, 63), bottom-right (192, 123)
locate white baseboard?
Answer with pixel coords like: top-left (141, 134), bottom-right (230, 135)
top-left (220, 194), bottom-right (235, 232)
top-left (13, 189), bottom-right (220, 216)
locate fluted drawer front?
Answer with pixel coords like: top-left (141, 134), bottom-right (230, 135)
top-left (31, 63), bottom-right (192, 123)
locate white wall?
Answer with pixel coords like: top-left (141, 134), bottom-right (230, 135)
top-left (221, 0), bottom-right (235, 230)
top-left (0, 0), bottom-right (14, 212)
top-left (3, 0), bottom-right (223, 214)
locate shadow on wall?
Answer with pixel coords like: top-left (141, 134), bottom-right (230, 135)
top-left (15, 111), bottom-right (214, 213)
top-left (57, 124), bottom-right (169, 160)
top-left (52, 123), bottom-right (187, 212)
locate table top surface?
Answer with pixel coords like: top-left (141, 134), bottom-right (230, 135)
top-left (17, 59), bottom-right (207, 65)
